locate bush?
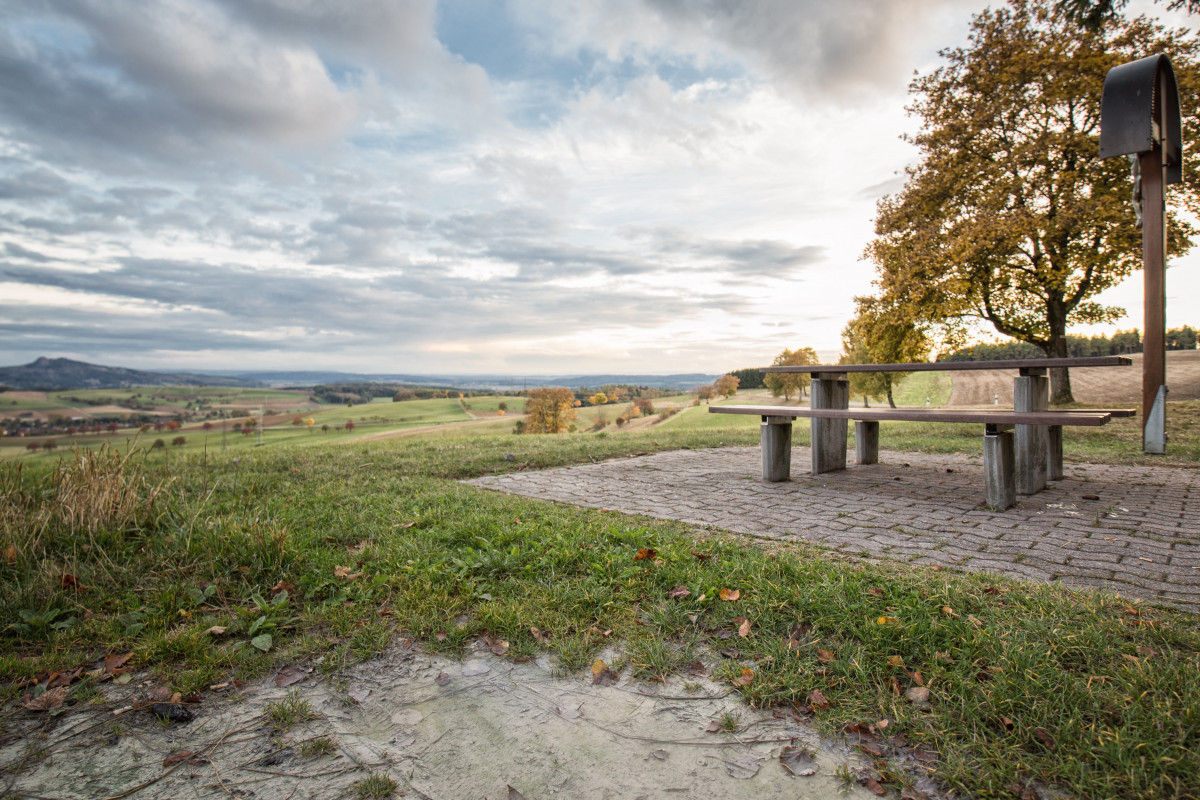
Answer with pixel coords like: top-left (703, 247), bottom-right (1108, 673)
top-left (171, 436), bottom-right (186, 447)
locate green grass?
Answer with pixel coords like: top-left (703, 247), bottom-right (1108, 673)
top-left (890, 371), bottom-right (954, 407)
top-left (0, 405), bottom-right (1197, 799)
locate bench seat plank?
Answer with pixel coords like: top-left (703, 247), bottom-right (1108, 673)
top-left (763, 356), bottom-right (1132, 374)
top-left (710, 406), bottom-right (1111, 426)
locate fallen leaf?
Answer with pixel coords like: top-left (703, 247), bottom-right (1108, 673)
top-left (735, 617), bottom-right (752, 638)
top-left (203, 626), bottom-right (228, 636)
top-left (104, 653), bottom-right (133, 673)
top-left (867, 588), bottom-right (885, 597)
top-left (435, 631), bottom-right (447, 642)
top-left (877, 616), bottom-right (900, 625)
top-left (667, 585), bottom-right (691, 600)
top-left (163, 750), bottom-right (209, 767)
top-left (905, 686), bottom-right (930, 706)
top-left (4, 545), bottom-right (16, 565)
top-left (808, 689), bottom-right (829, 709)
top-left (591, 660), bottom-right (619, 686)
top-left (864, 776), bottom-right (887, 796)
top-left (60, 574), bottom-right (87, 592)
top-left (435, 672), bottom-right (451, 686)
top-left (705, 720), bottom-right (722, 733)
top-left (334, 565), bottom-right (351, 578)
top-left (1121, 653), bottom-right (1141, 665)
top-left (817, 648), bottom-right (835, 663)
top-left (530, 626), bottom-right (552, 644)
top-left (858, 741), bottom-right (885, 757)
top-left (274, 667), bottom-right (305, 688)
top-left (910, 670), bottom-right (925, 687)
top-left (968, 615), bottom-right (985, 628)
top-left (686, 660), bottom-right (707, 676)
top-left (719, 588), bottom-right (741, 602)
top-left (876, 718), bottom-right (889, 730)
top-left (1136, 645), bottom-right (1158, 658)
top-left (270, 579), bottom-right (294, 596)
top-left (588, 626), bottom-right (613, 637)
top-left (113, 673), bottom-right (133, 685)
top-left (692, 551), bottom-right (713, 560)
top-left (22, 686), bottom-right (68, 712)
top-left (250, 633), bottom-right (273, 652)
top-left (348, 540), bottom-right (367, 555)
top-left (735, 668), bottom-right (754, 686)
top-left (887, 655), bottom-right (905, 668)
top-left (942, 605), bottom-right (960, 619)
top-left (786, 622), bottom-right (812, 639)
top-left (634, 548), bottom-right (657, 561)
top-left (1001, 716), bottom-right (1014, 731)
top-left (1035, 727), bottom-right (1057, 750)
top-left (399, 521), bottom-right (417, 529)
top-left (779, 745), bottom-right (818, 777)
top-left (484, 636), bottom-right (509, 656)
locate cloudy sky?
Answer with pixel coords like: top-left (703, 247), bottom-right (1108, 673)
top-left (1, 0), bottom-right (1194, 375)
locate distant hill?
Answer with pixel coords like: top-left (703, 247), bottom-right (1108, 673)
top-left (0, 357), bottom-right (260, 390)
top-left (0, 357), bottom-right (721, 392)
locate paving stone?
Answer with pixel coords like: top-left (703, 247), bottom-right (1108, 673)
top-left (467, 446), bottom-right (1200, 613)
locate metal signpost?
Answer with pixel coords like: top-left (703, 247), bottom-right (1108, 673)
top-left (1099, 54), bottom-right (1182, 454)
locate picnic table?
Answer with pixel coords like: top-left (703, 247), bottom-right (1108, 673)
top-left (710, 357), bottom-right (1134, 510)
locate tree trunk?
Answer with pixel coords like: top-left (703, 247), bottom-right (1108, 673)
top-left (887, 387), bottom-right (897, 409)
top-left (1046, 299), bottom-right (1074, 405)
top-left (863, 395), bottom-right (870, 408)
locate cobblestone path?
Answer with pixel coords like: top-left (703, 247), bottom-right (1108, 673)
top-left (468, 447), bottom-right (1200, 613)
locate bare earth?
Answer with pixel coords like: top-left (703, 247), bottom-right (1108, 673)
top-left (0, 641), bottom-right (881, 800)
top-left (948, 350), bottom-right (1200, 406)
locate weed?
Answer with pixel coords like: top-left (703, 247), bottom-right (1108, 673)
top-left (299, 736), bottom-right (337, 757)
top-left (353, 772), bottom-right (397, 799)
top-left (717, 711), bottom-right (740, 732)
top-left (264, 690), bottom-right (319, 731)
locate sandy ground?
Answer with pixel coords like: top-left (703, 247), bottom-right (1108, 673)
top-left (0, 640), bottom-right (890, 800)
top-left (947, 350), bottom-right (1200, 406)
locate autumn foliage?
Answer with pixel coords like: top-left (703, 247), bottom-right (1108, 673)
top-left (523, 387), bottom-right (577, 434)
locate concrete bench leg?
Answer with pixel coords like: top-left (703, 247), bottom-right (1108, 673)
top-left (855, 420), bottom-right (879, 465)
top-left (761, 416), bottom-right (792, 482)
top-left (1046, 425), bottom-right (1063, 481)
top-left (1014, 373), bottom-right (1048, 495)
top-left (984, 426), bottom-right (1016, 511)
top-left (811, 375), bottom-right (848, 475)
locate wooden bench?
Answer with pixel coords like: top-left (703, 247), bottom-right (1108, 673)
top-left (710, 357), bottom-right (1134, 510)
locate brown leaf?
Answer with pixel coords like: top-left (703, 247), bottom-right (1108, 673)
top-left (274, 667), bottom-right (306, 688)
top-left (1001, 716), bottom-right (1014, 732)
top-left (4, 545), bottom-right (16, 565)
top-left (1034, 727), bottom-right (1056, 750)
top-left (435, 672), bottom-right (451, 686)
top-left (507, 786), bottom-right (526, 800)
top-left (1121, 653), bottom-right (1141, 665)
top-left (48, 668), bottom-right (82, 689)
top-left (634, 548), bottom-right (657, 561)
top-left (705, 720), bottom-right (722, 733)
top-left (22, 686), bottom-right (68, 712)
top-left (910, 670), bottom-right (925, 687)
top-left (270, 579), bottom-right (294, 596)
top-left (60, 573), bottom-right (87, 592)
top-left (348, 540), bottom-right (368, 555)
top-left (103, 653), bottom-right (133, 673)
top-left (434, 631), bottom-right (447, 642)
top-left (734, 668), bottom-right (754, 686)
top-left (864, 776), bottom-right (887, 796)
top-left (719, 588), bottom-right (740, 602)
top-left (786, 621), bottom-right (812, 639)
top-left (591, 660), bottom-right (619, 686)
top-left (967, 615), bottom-right (985, 628)
top-left (667, 585), bottom-right (691, 600)
top-left (817, 648), bottom-right (835, 663)
top-left (779, 745), bottom-right (818, 776)
top-left (734, 617), bottom-right (752, 638)
top-left (691, 550), bottom-right (713, 560)
top-left (886, 655), bottom-right (905, 668)
top-left (163, 750), bottom-right (209, 767)
top-left (867, 588), bottom-right (885, 597)
top-left (484, 636), bottom-right (509, 656)
top-left (686, 660), bottom-right (707, 676)
top-left (942, 605), bottom-right (959, 619)
top-left (1136, 645), bottom-right (1158, 658)
top-left (588, 626), bottom-right (613, 637)
top-left (333, 565), bottom-right (352, 578)
top-left (203, 625), bottom-right (228, 636)
top-left (858, 741), bottom-right (885, 758)
top-left (808, 689), bottom-right (829, 709)
top-left (530, 626), bottom-right (552, 644)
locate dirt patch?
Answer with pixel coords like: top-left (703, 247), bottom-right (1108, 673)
top-left (0, 391), bottom-right (48, 401)
top-left (0, 641), bottom-right (890, 800)
top-left (947, 350), bottom-right (1200, 406)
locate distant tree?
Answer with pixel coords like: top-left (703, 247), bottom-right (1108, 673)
top-left (154, 422), bottom-right (165, 432)
top-left (152, 439), bottom-right (165, 449)
top-left (345, 420), bottom-right (355, 431)
top-left (713, 375), bottom-right (740, 399)
top-left (839, 296), bottom-right (929, 408)
top-left (26, 442), bottom-right (40, 453)
top-left (202, 421), bottom-right (214, 431)
top-left (728, 367), bottom-right (766, 390)
top-left (171, 436), bottom-right (186, 447)
top-left (589, 392), bottom-right (608, 406)
top-left (107, 422), bottom-right (120, 433)
top-left (763, 347), bottom-right (819, 401)
top-left (696, 385), bottom-right (715, 404)
top-left (512, 419), bottom-right (526, 434)
top-left (498, 401), bottom-right (508, 411)
top-left (304, 417), bottom-right (315, 427)
top-left (1166, 325), bottom-right (1198, 350)
top-left (524, 388), bottom-right (577, 434)
top-left (292, 416), bottom-right (304, 426)
top-left (322, 423), bottom-right (330, 432)
top-left (43, 439), bottom-right (56, 451)
top-left (634, 397), bottom-right (655, 417)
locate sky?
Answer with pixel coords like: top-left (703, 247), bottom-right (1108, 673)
top-left (1, 0), bottom-right (1196, 376)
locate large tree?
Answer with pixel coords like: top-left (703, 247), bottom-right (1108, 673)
top-left (763, 347), bottom-right (819, 401)
top-left (524, 387), bottom-right (577, 434)
top-left (866, 0), bottom-right (1200, 403)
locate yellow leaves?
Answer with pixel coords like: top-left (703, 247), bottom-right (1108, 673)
top-left (719, 588), bottom-right (740, 602)
top-left (634, 548), bottom-right (657, 561)
top-left (941, 605), bottom-right (960, 619)
top-left (4, 545), bottom-right (16, 565)
top-left (877, 616), bottom-right (900, 626)
top-left (886, 655), bottom-right (906, 668)
top-left (734, 668), bottom-right (754, 686)
top-left (591, 659), bottom-right (619, 686)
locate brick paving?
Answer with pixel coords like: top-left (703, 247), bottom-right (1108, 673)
top-left (468, 447), bottom-right (1200, 613)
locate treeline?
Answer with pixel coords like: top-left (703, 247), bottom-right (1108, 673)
top-left (726, 368), bottom-right (766, 390)
top-left (311, 382), bottom-right (468, 404)
top-left (940, 327), bottom-right (1197, 362)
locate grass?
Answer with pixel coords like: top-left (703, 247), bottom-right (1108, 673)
top-left (0, 405), bottom-right (1197, 799)
top-left (353, 772), bottom-right (397, 799)
top-left (264, 689), bottom-right (319, 731)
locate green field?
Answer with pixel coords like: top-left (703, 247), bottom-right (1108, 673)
top-left (1, 395), bottom-right (1197, 799)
